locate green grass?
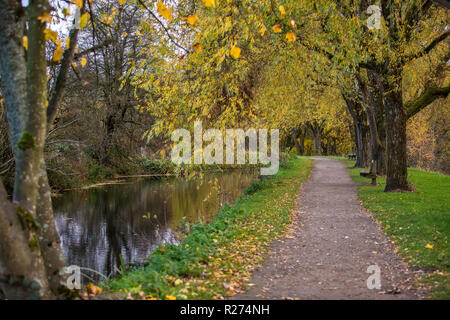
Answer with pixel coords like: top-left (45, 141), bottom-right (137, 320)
top-left (343, 160), bottom-right (450, 299)
top-left (103, 156), bottom-right (313, 300)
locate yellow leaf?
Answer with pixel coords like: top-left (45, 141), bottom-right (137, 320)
top-left (157, 2), bottom-right (172, 21)
top-left (201, 0), bottom-right (216, 8)
top-left (279, 5), bottom-right (286, 16)
top-left (425, 244), bottom-right (433, 249)
top-left (162, 8), bottom-right (173, 21)
top-left (44, 29), bottom-right (58, 42)
top-left (286, 31), bottom-right (296, 42)
top-left (80, 12), bottom-right (90, 29)
top-left (259, 25), bottom-right (266, 36)
top-left (230, 45), bottom-right (241, 59)
top-left (193, 43), bottom-right (203, 53)
top-left (122, 32), bottom-right (128, 37)
top-left (37, 12), bottom-right (52, 24)
top-left (103, 15), bottom-right (113, 25)
top-left (22, 36), bottom-right (28, 50)
top-left (80, 57), bottom-right (87, 67)
top-left (52, 40), bottom-right (63, 62)
top-left (72, 0), bottom-right (83, 8)
top-left (186, 15), bottom-right (199, 26)
top-left (272, 24), bottom-right (282, 33)
top-left (66, 37), bottom-right (70, 49)
top-left (118, 0), bottom-right (127, 4)
top-left (86, 284), bottom-right (102, 295)
top-left (62, 8), bottom-right (70, 17)
top-left (165, 295), bottom-right (177, 300)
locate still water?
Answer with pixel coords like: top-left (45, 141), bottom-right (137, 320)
top-left (53, 171), bottom-right (256, 283)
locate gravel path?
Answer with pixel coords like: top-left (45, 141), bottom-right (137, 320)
top-left (233, 158), bottom-right (423, 300)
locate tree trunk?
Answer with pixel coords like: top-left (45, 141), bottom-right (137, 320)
top-left (367, 70), bottom-right (387, 175)
top-left (36, 160), bottom-right (71, 296)
top-left (358, 73), bottom-right (383, 174)
top-left (298, 130), bottom-right (305, 155)
top-left (344, 95), bottom-right (370, 167)
top-left (292, 132), bottom-right (302, 155)
top-left (381, 78), bottom-right (409, 191)
top-left (308, 122), bottom-right (323, 156)
top-left (0, 0), bottom-right (56, 299)
top-left (0, 179), bottom-right (51, 299)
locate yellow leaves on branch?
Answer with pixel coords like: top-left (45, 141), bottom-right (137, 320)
top-left (80, 12), bottom-right (90, 30)
top-left (230, 45), bottom-right (241, 59)
top-left (52, 40), bottom-right (63, 62)
top-left (118, 0), bottom-right (127, 5)
top-left (193, 43), bottom-right (203, 53)
top-left (186, 15), bottom-right (199, 26)
top-left (201, 0), bottom-right (217, 8)
top-left (37, 12), bottom-right (52, 24)
top-left (44, 29), bottom-right (58, 42)
top-left (156, 2), bottom-right (173, 21)
top-left (80, 57), bottom-right (87, 67)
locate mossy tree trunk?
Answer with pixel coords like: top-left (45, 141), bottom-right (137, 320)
top-left (379, 71), bottom-right (409, 192)
top-left (0, 0), bottom-right (54, 299)
top-left (0, 0), bottom-right (76, 299)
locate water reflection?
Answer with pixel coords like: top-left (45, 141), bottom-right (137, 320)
top-left (53, 171), bottom-right (255, 283)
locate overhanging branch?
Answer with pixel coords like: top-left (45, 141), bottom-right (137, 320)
top-left (405, 85), bottom-right (450, 118)
top-left (403, 29), bottom-right (450, 64)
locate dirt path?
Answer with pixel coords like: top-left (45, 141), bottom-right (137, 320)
top-left (233, 158), bottom-right (422, 300)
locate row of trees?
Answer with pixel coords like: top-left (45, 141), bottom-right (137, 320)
top-left (0, 0), bottom-right (448, 299)
top-left (132, 0), bottom-right (449, 191)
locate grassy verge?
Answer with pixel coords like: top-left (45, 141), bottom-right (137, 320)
top-left (103, 156), bottom-right (312, 300)
top-left (343, 160), bottom-right (450, 299)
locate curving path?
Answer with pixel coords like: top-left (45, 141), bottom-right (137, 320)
top-left (233, 158), bottom-right (423, 300)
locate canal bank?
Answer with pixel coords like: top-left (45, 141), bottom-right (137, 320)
top-left (100, 156), bottom-right (312, 300)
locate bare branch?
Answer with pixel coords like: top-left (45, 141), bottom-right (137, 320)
top-left (137, 0), bottom-right (189, 53)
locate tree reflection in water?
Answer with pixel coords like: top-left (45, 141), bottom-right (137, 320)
top-left (53, 171), bottom-right (255, 283)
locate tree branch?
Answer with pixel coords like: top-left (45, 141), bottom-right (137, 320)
top-left (47, 39), bottom-right (113, 66)
top-left (405, 85), bottom-right (450, 118)
top-left (137, 0), bottom-right (188, 53)
top-left (403, 29), bottom-right (450, 64)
